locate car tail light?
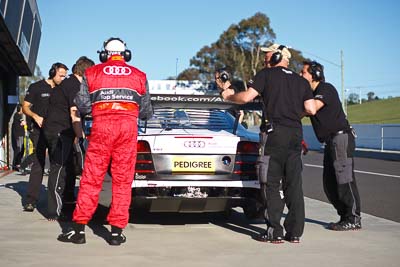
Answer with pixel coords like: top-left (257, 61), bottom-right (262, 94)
top-left (236, 141), bottom-right (259, 155)
top-left (137, 140), bottom-right (151, 153)
top-left (136, 140), bottom-right (155, 174)
top-left (234, 141), bottom-right (258, 177)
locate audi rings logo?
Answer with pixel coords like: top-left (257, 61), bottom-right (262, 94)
top-left (184, 141), bottom-right (206, 148)
top-left (103, 66), bottom-right (132, 76)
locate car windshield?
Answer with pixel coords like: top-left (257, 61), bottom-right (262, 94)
top-left (139, 108), bottom-right (234, 130)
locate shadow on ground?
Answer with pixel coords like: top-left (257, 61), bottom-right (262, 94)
top-left (3, 176), bottom-right (331, 242)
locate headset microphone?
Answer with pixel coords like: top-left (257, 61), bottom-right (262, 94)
top-left (269, 45), bottom-right (287, 66)
top-left (217, 69), bottom-right (230, 83)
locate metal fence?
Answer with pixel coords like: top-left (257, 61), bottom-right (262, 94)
top-left (303, 124), bottom-right (400, 152)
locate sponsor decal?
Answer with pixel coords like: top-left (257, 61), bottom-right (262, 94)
top-left (150, 95), bottom-right (223, 103)
top-left (282, 69), bottom-right (293, 74)
top-left (184, 140), bottom-right (205, 148)
top-left (135, 174), bottom-right (147, 180)
top-left (172, 156), bottom-right (215, 172)
top-left (91, 88), bottom-right (140, 103)
top-left (103, 66), bottom-right (132, 76)
top-left (98, 89), bottom-right (134, 101)
top-left (41, 93), bottom-right (50, 97)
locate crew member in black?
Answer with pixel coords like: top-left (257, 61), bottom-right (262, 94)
top-left (301, 61), bottom-right (361, 230)
top-left (219, 44), bottom-right (316, 243)
top-left (11, 104), bottom-right (26, 171)
top-left (22, 63), bottom-right (68, 212)
top-left (43, 57), bottom-right (94, 220)
top-left (214, 69), bottom-right (246, 125)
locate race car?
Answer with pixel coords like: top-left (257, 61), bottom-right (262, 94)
top-left (132, 94), bottom-right (263, 219)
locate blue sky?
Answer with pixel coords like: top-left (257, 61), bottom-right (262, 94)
top-left (36, 0), bottom-right (400, 99)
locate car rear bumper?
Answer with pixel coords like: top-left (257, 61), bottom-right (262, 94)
top-left (132, 180), bottom-right (260, 189)
top-left (131, 185), bottom-right (261, 213)
top-left (131, 196), bottom-right (258, 213)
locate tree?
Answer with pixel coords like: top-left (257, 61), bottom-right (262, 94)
top-left (367, 91), bottom-right (375, 101)
top-left (19, 65), bottom-right (44, 99)
top-left (18, 65), bottom-right (43, 103)
top-left (183, 12), bottom-right (307, 88)
top-left (176, 68), bottom-right (201, 80)
top-left (347, 93), bottom-right (359, 105)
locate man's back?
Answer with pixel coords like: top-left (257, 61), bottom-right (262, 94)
top-left (82, 58), bottom-right (147, 118)
top-left (252, 66), bottom-right (313, 128)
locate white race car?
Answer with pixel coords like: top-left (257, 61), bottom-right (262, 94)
top-left (132, 94), bottom-right (262, 219)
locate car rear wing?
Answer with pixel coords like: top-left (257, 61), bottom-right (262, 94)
top-left (149, 94), bottom-right (262, 111)
top-left (140, 94), bottom-right (263, 134)
top-left (83, 94), bottom-right (262, 135)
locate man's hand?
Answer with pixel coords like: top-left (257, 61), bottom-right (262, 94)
top-left (33, 114), bottom-right (44, 128)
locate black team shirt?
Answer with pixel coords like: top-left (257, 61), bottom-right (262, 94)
top-left (252, 66), bottom-right (313, 129)
top-left (310, 82), bottom-right (350, 143)
top-left (44, 75), bottom-right (81, 136)
top-left (24, 80), bottom-right (52, 129)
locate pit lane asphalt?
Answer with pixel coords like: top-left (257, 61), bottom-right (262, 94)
top-left (0, 153), bottom-right (399, 267)
top-left (302, 151), bottom-right (400, 222)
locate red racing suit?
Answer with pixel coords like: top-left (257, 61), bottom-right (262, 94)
top-left (73, 55), bottom-right (152, 228)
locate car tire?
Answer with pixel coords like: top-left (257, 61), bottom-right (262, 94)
top-left (221, 208), bottom-right (232, 219)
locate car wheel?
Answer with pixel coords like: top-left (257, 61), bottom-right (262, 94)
top-left (221, 208), bottom-right (232, 219)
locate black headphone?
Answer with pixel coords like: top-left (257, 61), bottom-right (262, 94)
top-left (217, 69), bottom-right (230, 83)
top-left (308, 61), bottom-right (324, 82)
top-left (98, 37), bottom-right (132, 63)
top-left (269, 45), bottom-right (287, 66)
top-left (49, 62), bottom-right (62, 79)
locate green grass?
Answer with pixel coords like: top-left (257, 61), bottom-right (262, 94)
top-left (302, 97), bottom-right (400, 125)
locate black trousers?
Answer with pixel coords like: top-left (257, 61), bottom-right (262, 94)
top-left (25, 128), bottom-right (48, 205)
top-left (12, 134), bottom-right (24, 169)
top-left (45, 132), bottom-right (76, 217)
top-left (261, 125), bottom-right (304, 238)
top-left (323, 133), bottom-right (361, 222)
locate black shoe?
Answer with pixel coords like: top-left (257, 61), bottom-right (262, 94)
top-left (327, 216), bottom-right (346, 228)
top-left (57, 229), bottom-right (86, 244)
top-left (254, 231), bottom-right (284, 244)
top-left (284, 235), bottom-right (300, 243)
top-left (328, 220), bottom-right (362, 231)
top-left (108, 232), bottom-right (126, 246)
top-left (23, 203), bottom-right (35, 212)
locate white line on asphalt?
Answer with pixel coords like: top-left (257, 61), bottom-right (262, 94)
top-left (304, 164), bottom-right (400, 178)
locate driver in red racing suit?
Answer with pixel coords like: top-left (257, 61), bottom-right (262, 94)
top-left (58, 37), bottom-right (153, 246)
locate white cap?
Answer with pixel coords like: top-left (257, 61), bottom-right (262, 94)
top-left (260, 44), bottom-right (291, 60)
top-left (105, 39), bottom-right (125, 53)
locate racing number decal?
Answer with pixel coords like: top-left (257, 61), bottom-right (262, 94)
top-left (172, 156), bottom-right (215, 173)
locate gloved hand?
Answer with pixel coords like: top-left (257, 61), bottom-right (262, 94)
top-left (301, 140), bottom-right (309, 155)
